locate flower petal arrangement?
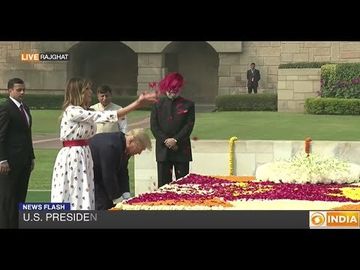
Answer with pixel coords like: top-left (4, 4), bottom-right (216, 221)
top-left (256, 153), bottom-right (360, 184)
top-left (112, 173), bottom-right (360, 210)
top-left (111, 136), bottom-right (360, 211)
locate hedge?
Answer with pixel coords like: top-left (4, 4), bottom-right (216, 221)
top-left (279, 62), bottom-right (332, 69)
top-left (321, 63), bottom-right (360, 99)
top-left (0, 94), bottom-right (64, 109)
top-left (215, 94), bottom-right (277, 111)
top-left (305, 97), bottom-right (360, 115)
top-left (0, 94), bottom-right (152, 110)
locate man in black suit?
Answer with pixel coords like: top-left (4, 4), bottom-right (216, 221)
top-left (89, 128), bottom-right (151, 210)
top-left (247, 63), bottom-right (261, 94)
top-left (150, 72), bottom-right (195, 188)
top-left (0, 78), bottom-right (35, 228)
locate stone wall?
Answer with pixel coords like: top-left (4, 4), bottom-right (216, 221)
top-left (137, 53), bottom-right (165, 92)
top-left (218, 42), bottom-right (360, 96)
top-left (0, 42), bottom-right (73, 94)
top-left (135, 139), bottom-right (360, 195)
top-left (277, 68), bottom-right (321, 112)
top-left (2, 41), bottom-right (360, 102)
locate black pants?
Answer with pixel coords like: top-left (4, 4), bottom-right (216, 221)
top-left (93, 168), bottom-right (130, 210)
top-left (248, 82), bottom-right (258, 94)
top-left (157, 161), bottom-right (189, 187)
top-left (0, 163), bottom-right (31, 229)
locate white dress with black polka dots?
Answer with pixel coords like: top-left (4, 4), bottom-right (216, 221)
top-left (51, 105), bottom-right (118, 210)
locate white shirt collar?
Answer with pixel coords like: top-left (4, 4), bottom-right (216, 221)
top-left (9, 96), bottom-right (22, 108)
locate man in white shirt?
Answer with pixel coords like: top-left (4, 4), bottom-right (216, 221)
top-left (90, 85), bottom-right (127, 133)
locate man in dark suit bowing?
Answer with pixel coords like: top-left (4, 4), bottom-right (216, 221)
top-left (150, 72), bottom-right (195, 188)
top-left (0, 78), bottom-right (35, 228)
top-left (89, 128), bottom-right (152, 210)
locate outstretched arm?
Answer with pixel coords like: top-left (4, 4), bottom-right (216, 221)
top-left (117, 91), bottom-right (158, 119)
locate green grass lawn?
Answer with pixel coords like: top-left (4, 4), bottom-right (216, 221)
top-left (127, 110), bottom-right (151, 123)
top-left (26, 191), bottom-right (50, 202)
top-left (28, 149), bottom-right (58, 190)
top-left (27, 110), bottom-right (360, 202)
top-left (31, 110), bottom-right (151, 136)
top-left (31, 110), bottom-right (62, 135)
top-left (193, 111), bottom-right (360, 141)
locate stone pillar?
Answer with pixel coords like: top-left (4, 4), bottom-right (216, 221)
top-left (218, 53), bottom-right (242, 96)
top-left (137, 53), bottom-right (165, 93)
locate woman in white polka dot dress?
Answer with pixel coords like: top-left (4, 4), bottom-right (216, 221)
top-left (51, 78), bottom-right (157, 210)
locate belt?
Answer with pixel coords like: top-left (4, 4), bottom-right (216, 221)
top-left (62, 139), bottom-right (89, 147)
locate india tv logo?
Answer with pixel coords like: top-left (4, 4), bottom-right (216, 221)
top-left (309, 211), bottom-right (360, 229)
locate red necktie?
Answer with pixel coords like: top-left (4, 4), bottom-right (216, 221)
top-left (19, 104), bottom-right (29, 126)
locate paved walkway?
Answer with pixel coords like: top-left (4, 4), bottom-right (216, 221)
top-left (33, 117), bottom-right (150, 149)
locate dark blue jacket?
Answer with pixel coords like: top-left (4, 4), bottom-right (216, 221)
top-left (89, 132), bottom-right (129, 210)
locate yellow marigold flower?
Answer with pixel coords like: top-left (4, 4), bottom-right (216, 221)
top-left (340, 187), bottom-right (360, 200)
top-left (229, 136), bottom-right (238, 176)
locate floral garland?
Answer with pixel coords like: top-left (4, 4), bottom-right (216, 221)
top-left (229, 136), bottom-right (238, 176)
top-left (305, 137), bottom-right (312, 157)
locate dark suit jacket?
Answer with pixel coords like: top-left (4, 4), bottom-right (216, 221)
top-left (0, 98), bottom-right (35, 168)
top-left (247, 68), bottom-right (261, 86)
top-left (150, 96), bottom-right (195, 162)
top-left (0, 97), bottom-right (35, 228)
top-left (89, 132), bottom-right (129, 210)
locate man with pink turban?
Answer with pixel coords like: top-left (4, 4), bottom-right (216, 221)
top-left (150, 72), bottom-right (195, 187)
